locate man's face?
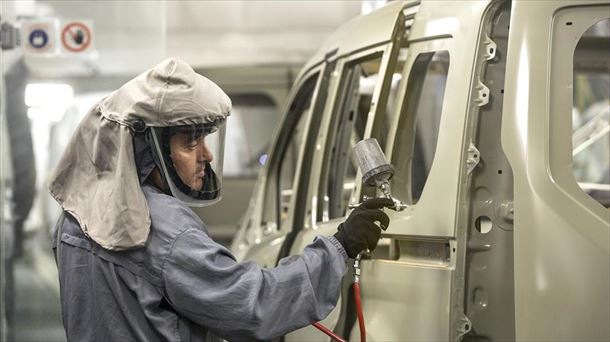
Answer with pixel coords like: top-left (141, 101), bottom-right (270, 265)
top-left (169, 132), bottom-right (214, 191)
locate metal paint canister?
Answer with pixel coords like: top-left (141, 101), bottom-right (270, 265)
top-left (353, 138), bottom-right (394, 187)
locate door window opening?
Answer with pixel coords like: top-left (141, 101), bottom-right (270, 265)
top-left (392, 50), bottom-right (450, 204)
top-left (318, 55), bottom-right (383, 221)
top-left (572, 18), bottom-right (610, 208)
top-left (261, 75), bottom-right (318, 233)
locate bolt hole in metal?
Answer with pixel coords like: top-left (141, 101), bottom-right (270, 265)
top-left (500, 88), bottom-right (504, 94)
top-left (475, 216), bottom-right (493, 234)
top-left (566, 21), bottom-right (573, 26)
top-left (482, 93), bottom-right (487, 98)
top-left (489, 48), bottom-right (494, 54)
top-left (497, 169), bottom-right (502, 174)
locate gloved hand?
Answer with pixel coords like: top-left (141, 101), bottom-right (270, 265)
top-left (333, 197), bottom-right (394, 258)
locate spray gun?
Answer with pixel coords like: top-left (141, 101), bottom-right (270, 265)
top-left (350, 138), bottom-right (408, 211)
top-left (317, 138), bottom-right (406, 342)
top-left (312, 139), bottom-right (406, 342)
top-left (350, 138), bottom-right (406, 342)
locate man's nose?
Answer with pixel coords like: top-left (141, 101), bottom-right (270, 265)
top-left (197, 142), bottom-right (213, 163)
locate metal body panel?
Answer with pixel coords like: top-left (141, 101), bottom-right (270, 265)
top-left (301, 2), bottom-right (496, 340)
top-left (231, 65), bottom-right (325, 262)
top-left (502, 1), bottom-right (610, 340)
top-left (305, 46), bottom-right (385, 228)
top-left (407, 1), bottom-right (488, 41)
top-left (461, 3), bottom-right (516, 340)
top-left (383, 1), bottom-right (492, 239)
top-left (232, 0), bottom-right (610, 340)
top-left (238, 234), bottom-right (286, 269)
top-left (284, 42), bottom-right (398, 341)
top-left (353, 261), bottom-right (452, 341)
top-left (297, 1), bottom-right (407, 81)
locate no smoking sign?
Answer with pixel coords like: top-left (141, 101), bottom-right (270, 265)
top-left (61, 21), bottom-right (93, 53)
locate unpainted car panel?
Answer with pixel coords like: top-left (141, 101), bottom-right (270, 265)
top-left (408, 0), bottom-right (490, 41)
top-left (382, 37), bottom-right (459, 239)
top-left (376, 1), bottom-right (495, 239)
top-left (232, 3), bottom-right (406, 264)
top-left (297, 1), bottom-right (407, 83)
top-left (304, 43), bottom-right (389, 229)
top-left (354, 261), bottom-right (452, 341)
top-left (232, 65), bottom-right (327, 263)
top-left (281, 45), bottom-right (397, 341)
top-left (231, 0), bottom-right (610, 340)
top-left (502, 1), bottom-right (610, 340)
top-left (236, 0), bottom-right (493, 339)
top-left (355, 2), bottom-right (499, 340)
top-left (283, 1), bottom-right (490, 339)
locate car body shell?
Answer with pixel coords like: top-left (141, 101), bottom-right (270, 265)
top-left (231, 1), bottom-right (610, 340)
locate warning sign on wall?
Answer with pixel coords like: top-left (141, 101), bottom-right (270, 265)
top-left (21, 19), bottom-right (58, 55)
top-left (60, 20), bottom-right (94, 54)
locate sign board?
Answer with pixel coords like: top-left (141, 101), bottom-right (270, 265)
top-left (20, 19), bottom-right (58, 55)
top-left (60, 20), bottom-right (94, 54)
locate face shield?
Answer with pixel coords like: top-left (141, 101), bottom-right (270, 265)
top-left (150, 120), bottom-right (226, 206)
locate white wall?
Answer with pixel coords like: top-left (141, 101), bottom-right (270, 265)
top-left (19, 0), bottom-right (167, 76)
top-left (18, 0), bottom-right (361, 77)
top-left (166, 1), bottom-right (361, 67)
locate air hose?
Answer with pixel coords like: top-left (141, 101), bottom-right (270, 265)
top-left (353, 254), bottom-right (366, 342)
top-left (312, 322), bottom-right (347, 342)
top-left (312, 253), bottom-right (367, 342)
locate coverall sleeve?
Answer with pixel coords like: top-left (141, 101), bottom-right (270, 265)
top-left (162, 228), bottom-right (348, 341)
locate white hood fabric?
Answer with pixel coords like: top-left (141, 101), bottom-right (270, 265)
top-left (49, 58), bottom-right (232, 250)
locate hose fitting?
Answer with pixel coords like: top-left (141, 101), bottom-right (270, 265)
top-left (353, 254), bottom-right (362, 283)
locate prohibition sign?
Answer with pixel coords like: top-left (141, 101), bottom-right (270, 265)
top-left (61, 22), bottom-right (91, 52)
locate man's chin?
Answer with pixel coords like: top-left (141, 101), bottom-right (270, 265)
top-left (189, 180), bottom-right (203, 191)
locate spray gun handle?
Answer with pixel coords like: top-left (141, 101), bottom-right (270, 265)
top-left (348, 198), bottom-right (408, 211)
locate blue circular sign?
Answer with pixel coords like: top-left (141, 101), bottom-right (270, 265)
top-left (29, 29), bottom-right (49, 49)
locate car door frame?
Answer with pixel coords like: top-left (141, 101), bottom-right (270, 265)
top-left (346, 1), bottom-right (502, 340)
top-left (231, 63), bottom-right (327, 265)
top-left (283, 18), bottom-right (410, 342)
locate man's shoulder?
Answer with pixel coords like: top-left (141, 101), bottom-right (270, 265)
top-left (139, 183), bottom-right (212, 277)
top-left (141, 183), bottom-right (208, 239)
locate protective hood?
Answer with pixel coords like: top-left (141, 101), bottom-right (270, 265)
top-left (49, 58), bottom-right (231, 250)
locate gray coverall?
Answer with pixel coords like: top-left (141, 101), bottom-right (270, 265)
top-left (52, 183), bottom-right (348, 341)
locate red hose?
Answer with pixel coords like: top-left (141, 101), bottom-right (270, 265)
top-left (353, 282), bottom-right (366, 342)
top-left (311, 257), bottom-right (367, 342)
top-left (312, 322), bottom-right (347, 342)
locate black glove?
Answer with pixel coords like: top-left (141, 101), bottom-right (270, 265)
top-left (333, 197), bottom-right (394, 258)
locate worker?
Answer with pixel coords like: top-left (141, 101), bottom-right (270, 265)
top-left (49, 58), bottom-right (393, 341)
